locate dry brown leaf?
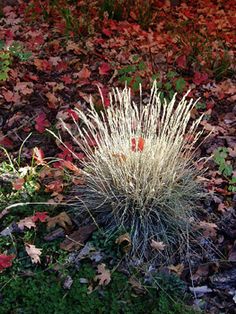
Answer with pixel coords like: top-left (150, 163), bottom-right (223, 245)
top-left (129, 277), bottom-right (146, 295)
top-left (60, 225), bottom-right (96, 251)
top-left (94, 264), bottom-right (111, 286)
top-left (25, 243), bottom-right (42, 264)
top-left (168, 264), bottom-right (185, 276)
top-left (198, 221), bottom-right (218, 238)
top-left (115, 233), bottom-right (131, 253)
top-left (46, 212), bottom-right (72, 230)
top-left (18, 217), bottom-right (36, 230)
top-left (150, 239), bottom-right (166, 251)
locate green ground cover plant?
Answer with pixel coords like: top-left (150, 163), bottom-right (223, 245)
top-left (0, 261), bottom-right (197, 314)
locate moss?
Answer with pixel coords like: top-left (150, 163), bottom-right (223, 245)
top-left (0, 264), bottom-right (197, 314)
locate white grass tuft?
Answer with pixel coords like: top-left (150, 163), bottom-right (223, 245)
top-left (60, 82), bottom-right (205, 260)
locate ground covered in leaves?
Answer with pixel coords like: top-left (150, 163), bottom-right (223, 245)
top-left (0, 0), bottom-right (236, 313)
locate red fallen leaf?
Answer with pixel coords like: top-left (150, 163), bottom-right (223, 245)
top-left (176, 55), bottom-right (187, 69)
top-left (0, 254), bottom-right (15, 271)
top-left (67, 109), bottom-right (79, 121)
top-left (77, 66), bottom-right (91, 80)
top-left (34, 59), bottom-right (52, 72)
top-left (46, 92), bottom-right (58, 108)
top-left (99, 62), bottom-right (111, 75)
top-left (31, 212), bottom-right (48, 223)
top-left (2, 90), bottom-right (20, 103)
top-left (45, 180), bottom-right (64, 194)
top-left (0, 135), bottom-right (13, 148)
top-left (131, 137), bottom-right (145, 152)
top-left (33, 147), bottom-right (45, 165)
top-left (12, 178), bottom-right (25, 190)
top-left (193, 71), bottom-right (208, 85)
top-left (60, 75), bottom-right (72, 84)
top-left (56, 61), bottom-right (68, 72)
top-left (35, 112), bottom-right (50, 133)
top-left (138, 137), bottom-right (145, 152)
top-left (102, 28), bottom-right (112, 36)
top-left (61, 160), bottom-right (81, 175)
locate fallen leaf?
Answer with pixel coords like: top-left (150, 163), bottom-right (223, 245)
top-left (46, 212), bottom-right (72, 230)
top-left (94, 264), bottom-right (111, 286)
top-left (60, 225), bottom-right (96, 251)
top-left (198, 221), bottom-right (218, 238)
top-left (12, 177), bottom-right (25, 190)
top-left (0, 254), bottom-right (15, 271)
top-left (99, 62), bottom-right (111, 75)
top-left (131, 137), bottom-right (145, 152)
top-left (115, 233), bottom-right (131, 253)
top-left (17, 217), bottom-right (36, 230)
top-left (150, 239), bottom-right (166, 251)
top-left (31, 211), bottom-right (48, 223)
top-left (168, 264), bottom-right (185, 276)
top-left (77, 66), bottom-right (91, 80)
top-left (129, 277), bottom-right (146, 295)
top-left (25, 243), bottom-right (42, 264)
top-left (193, 71), bottom-right (208, 85)
top-left (35, 112), bottom-right (50, 133)
top-left (45, 180), bottom-right (64, 194)
top-left (61, 160), bottom-right (81, 175)
top-left (176, 55), bottom-right (187, 69)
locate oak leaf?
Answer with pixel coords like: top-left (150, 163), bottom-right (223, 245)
top-left (46, 212), bottom-right (72, 230)
top-left (168, 264), bottom-right (185, 276)
top-left (95, 264), bottom-right (111, 286)
top-left (25, 243), bottom-right (42, 264)
top-left (150, 240), bottom-right (166, 251)
top-left (18, 217), bottom-right (36, 230)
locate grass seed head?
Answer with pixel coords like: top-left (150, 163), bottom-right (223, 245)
top-left (64, 82), bottom-right (204, 261)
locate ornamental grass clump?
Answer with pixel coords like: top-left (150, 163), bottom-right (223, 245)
top-left (62, 82), bottom-right (204, 260)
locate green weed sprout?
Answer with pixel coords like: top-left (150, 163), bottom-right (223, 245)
top-left (58, 82), bottom-right (205, 260)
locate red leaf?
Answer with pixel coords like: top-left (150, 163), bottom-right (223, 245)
top-left (0, 254), bottom-right (15, 271)
top-left (99, 62), bottom-right (111, 75)
top-left (12, 178), bottom-right (25, 190)
top-left (67, 109), bottom-right (79, 121)
top-left (176, 55), bottom-right (187, 69)
top-left (0, 135), bottom-right (13, 148)
top-left (102, 28), bottom-right (112, 37)
top-left (193, 72), bottom-right (208, 85)
top-left (32, 212), bottom-right (48, 223)
top-left (131, 137), bottom-right (145, 152)
top-left (138, 137), bottom-right (145, 152)
top-left (35, 112), bottom-right (50, 133)
top-left (34, 59), bottom-right (52, 72)
top-left (77, 66), bottom-right (91, 80)
top-left (131, 138), bottom-right (136, 152)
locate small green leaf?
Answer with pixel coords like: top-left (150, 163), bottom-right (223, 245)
top-left (167, 71), bottom-right (177, 79)
top-left (138, 61), bottom-right (145, 71)
top-left (164, 82), bottom-right (172, 91)
top-left (175, 77), bottom-right (186, 93)
top-left (195, 102), bottom-right (206, 110)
